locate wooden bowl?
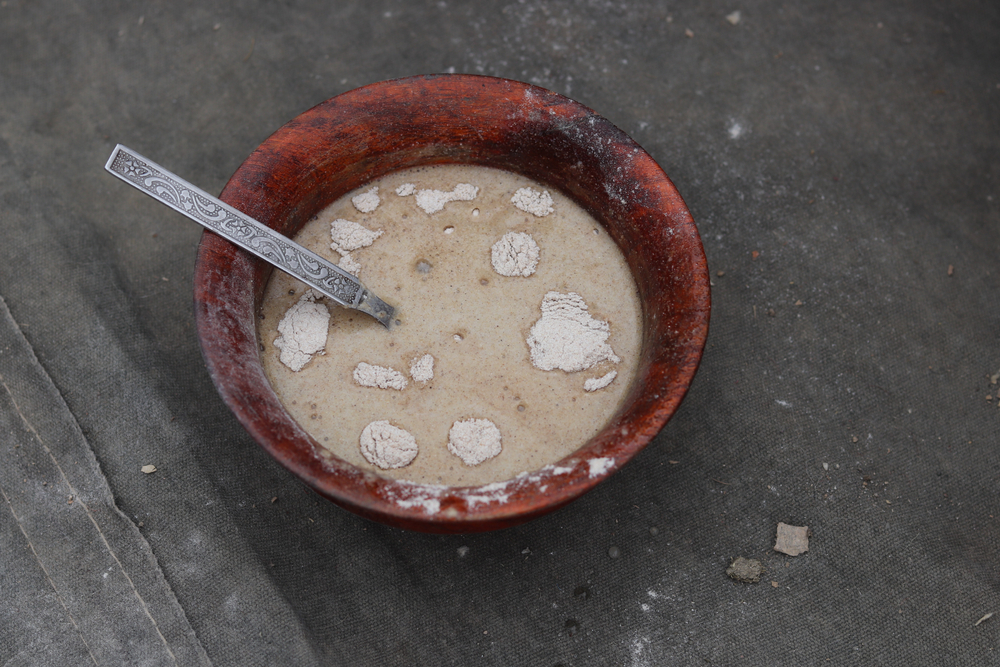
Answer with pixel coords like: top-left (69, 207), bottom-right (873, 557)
top-left (194, 74), bottom-right (710, 533)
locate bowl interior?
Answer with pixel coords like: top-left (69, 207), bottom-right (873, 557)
top-left (194, 74), bottom-right (709, 533)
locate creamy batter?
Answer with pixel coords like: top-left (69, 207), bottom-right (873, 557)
top-left (258, 164), bottom-right (642, 487)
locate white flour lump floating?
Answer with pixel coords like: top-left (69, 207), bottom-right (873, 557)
top-left (360, 421), bottom-right (418, 469)
top-left (448, 418), bottom-right (503, 466)
top-left (511, 187), bottom-right (554, 217)
top-left (273, 291), bottom-right (330, 372)
top-left (409, 354), bottom-right (434, 383)
top-left (337, 252), bottom-right (362, 276)
top-left (491, 231), bottom-right (540, 277)
top-left (353, 362), bottom-right (408, 390)
top-left (584, 370), bottom-right (617, 392)
top-left (414, 183), bottom-right (479, 214)
top-left (527, 291), bottom-right (621, 372)
top-left (351, 186), bottom-right (381, 213)
top-left (330, 219), bottom-right (383, 252)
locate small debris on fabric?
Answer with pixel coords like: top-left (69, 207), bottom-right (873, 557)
top-left (716, 270), bottom-right (726, 277)
top-left (770, 580), bottom-right (779, 588)
top-left (684, 28), bottom-right (694, 38)
top-left (141, 465), bottom-right (157, 474)
top-left (608, 546), bottom-right (621, 559)
top-left (774, 522), bottom-right (810, 556)
top-left (975, 612), bottom-right (994, 626)
top-left (457, 546), bottom-right (469, 558)
top-left (752, 250), bottom-right (760, 259)
top-left (726, 557), bottom-right (764, 583)
top-left (947, 264), bottom-right (954, 276)
top-left (726, 10), bottom-right (741, 25)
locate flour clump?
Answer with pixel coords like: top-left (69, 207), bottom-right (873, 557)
top-left (353, 362), bottom-right (408, 390)
top-left (273, 291), bottom-right (330, 372)
top-left (415, 183), bottom-right (479, 214)
top-left (395, 183), bottom-right (416, 196)
top-left (360, 421), bottom-right (418, 469)
top-left (410, 354), bottom-right (435, 383)
top-left (351, 186), bottom-right (381, 213)
top-left (491, 231), bottom-right (540, 277)
top-left (511, 187), bottom-right (554, 217)
top-left (330, 219), bottom-right (383, 252)
top-left (448, 418), bottom-right (502, 466)
top-left (527, 292), bottom-right (621, 372)
top-left (584, 370), bottom-right (617, 392)
top-left (338, 252), bottom-right (361, 276)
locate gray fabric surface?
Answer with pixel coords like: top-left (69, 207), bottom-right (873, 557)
top-left (1, 0), bottom-right (998, 665)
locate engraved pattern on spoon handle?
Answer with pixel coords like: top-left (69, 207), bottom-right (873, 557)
top-left (105, 144), bottom-right (362, 308)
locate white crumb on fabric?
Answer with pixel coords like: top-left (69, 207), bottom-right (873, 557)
top-left (588, 457), bottom-right (615, 477)
top-left (410, 354), bottom-right (435, 382)
top-left (338, 252), bottom-right (361, 276)
top-left (510, 187), bottom-right (554, 217)
top-left (274, 291), bottom-right (330, 372)
top-left (351, 186), bottom-right (381, 213)
top-left (448, 418), bottom-right (502, 466)
top-left (353, 362), bottom-right (408, 390)
top-left (726, 10), bottom-right (741, 25)
top-left (359, 420), bottom-right (418, 469)
top-left (330, 219), bottom-right (383, 252)
top-left (526, 291), bottom-right (621, 372)
top-left (584, 370), bottom-right (617, 392)
top-left (141, 465), bottom-right (157, 474)
top-left (395, 183), bottom-right (416, 196)
top-left (774, 522), bottom-right (810, 556)
top-left (414, 183), bottom-right (479, 214)
top-left (491, 231), bottom-right (540, 277)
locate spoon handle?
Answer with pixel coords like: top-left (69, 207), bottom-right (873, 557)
top-left (105, 145), bottom-right (395, 328)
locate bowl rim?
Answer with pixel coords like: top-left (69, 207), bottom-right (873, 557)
top-left (194, 73), bottom-right (710, 533)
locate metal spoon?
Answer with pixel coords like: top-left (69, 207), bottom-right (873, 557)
top-left (105, 144), bottom-right (396, 328)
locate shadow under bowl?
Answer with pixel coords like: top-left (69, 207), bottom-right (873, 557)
top-left (194, 74), bottom-right (710, 533)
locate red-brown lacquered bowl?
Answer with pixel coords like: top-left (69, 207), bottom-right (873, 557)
top-left (194, 74), bottom-right (709, 533)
